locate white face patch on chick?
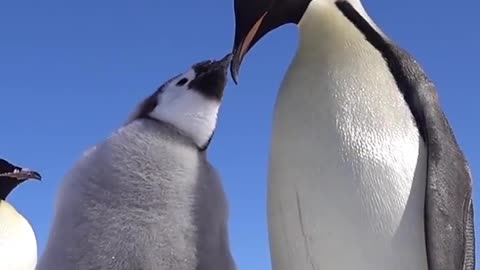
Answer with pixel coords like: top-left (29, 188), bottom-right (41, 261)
top-left (129, 54), bottom-right (232, 150)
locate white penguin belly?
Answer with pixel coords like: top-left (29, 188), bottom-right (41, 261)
top-left (267, 4), bottom-right (428, 270)
top-left (0, 201), bottom-right (37, 270)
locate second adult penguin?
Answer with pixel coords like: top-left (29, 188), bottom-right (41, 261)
top-left (36, 54), bottom-right (236, 270)
top-left (0, 158), bottom-right (41, 270)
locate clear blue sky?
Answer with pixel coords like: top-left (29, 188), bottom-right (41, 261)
top-left (1, 0), bottom-right (479, 269)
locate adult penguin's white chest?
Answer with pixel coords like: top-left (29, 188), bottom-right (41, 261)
top-left (267, 2), bottom-right (428, 270)
top-left (0, 201), bottom-right (37, 270)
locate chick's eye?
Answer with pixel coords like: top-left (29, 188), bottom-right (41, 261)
top-left (176, 78), bottom-right (188, 86)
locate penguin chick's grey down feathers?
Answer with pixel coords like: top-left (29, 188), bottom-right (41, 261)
top-left (0, 158), bottom-right (41, 270)
top-left (36, 54), bottom-right (236, 270)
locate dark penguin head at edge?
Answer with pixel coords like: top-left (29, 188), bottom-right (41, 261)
top-left (0, 158), bottom-right (41, 200)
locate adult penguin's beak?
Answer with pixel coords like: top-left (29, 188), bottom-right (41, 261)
top-left (0, 168), bottom-right (42, 181)
top-left (230, 0), bottom-right (311, 83)
top-left (230, 0), bottom-right (273, 84)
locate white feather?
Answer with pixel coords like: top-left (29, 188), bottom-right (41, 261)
top-left (0, 201), bottom-right (37, 270)
top-left (268, 1), bottom-right (428, 270)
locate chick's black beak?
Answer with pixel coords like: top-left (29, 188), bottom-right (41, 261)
top-left (213, 53), bottom-right (233, 70)
top-left (190, 53), bottom-right (232, 100)
top-left (0, 169), bottom-right (42, 181)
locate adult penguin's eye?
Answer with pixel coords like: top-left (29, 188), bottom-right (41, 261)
top-left (176, 78), bottom-right (188, 86)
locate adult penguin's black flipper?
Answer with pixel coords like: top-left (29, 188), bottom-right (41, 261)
top-left (376, 41), bottom-right (475, 270)
top-left (333, 5), bottom-right (475, 268)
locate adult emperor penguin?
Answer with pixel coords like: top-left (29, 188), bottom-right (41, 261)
top-left (36, 54), bottom-right (236, 270)
top-left (0, 158), bottom-right (41, 270)
top-left (230, 0), bottom-right (475, 270)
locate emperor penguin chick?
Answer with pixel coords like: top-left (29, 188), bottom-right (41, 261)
top-left (36, 54), bottom-right (236, 270)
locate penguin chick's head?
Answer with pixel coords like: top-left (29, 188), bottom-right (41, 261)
top-left (128, 53), bottom-right (232, 150)
top-left (0, 159), bottom-right (41, 200)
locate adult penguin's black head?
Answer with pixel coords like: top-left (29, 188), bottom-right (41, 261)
top-left (0, 159), bottom-right (41, 200)
top-left (230, 0), bottom-right (314, 83)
